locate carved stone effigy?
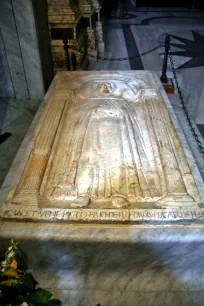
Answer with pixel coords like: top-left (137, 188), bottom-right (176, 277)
top-left (1, 71), bottom-right (204, 223)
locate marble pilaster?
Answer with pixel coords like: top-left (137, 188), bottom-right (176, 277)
top-left (11, 0), bottom-right (45, 99)
top-left (0, 0), bottom-right (29, 99)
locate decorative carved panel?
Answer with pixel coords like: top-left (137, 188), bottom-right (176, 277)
top-left (1, 72), bottom-right (203, 223)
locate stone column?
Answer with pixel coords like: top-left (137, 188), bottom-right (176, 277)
top-left (31, 0), bottom-right (53, 93)
top-left (73, 27), bottom-right (77, 40)
top-left (0, 0), bottom-right (52, 99)
top-left (95, 9), bottom-right (104, 52)
top-left (89, 16), bottom-right (92, 29)
top-left (96, 21), bottom-right (103, 43)
top-left (87, 15), bottom-right (96, 51)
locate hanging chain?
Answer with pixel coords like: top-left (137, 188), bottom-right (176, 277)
top-left (80, 44), bottom-right (164, 61)
top-left (169, 51), bottom-right (204, 156)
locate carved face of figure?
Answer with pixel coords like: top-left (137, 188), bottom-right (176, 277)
top-left (98, 82), bottom-right (113, 94)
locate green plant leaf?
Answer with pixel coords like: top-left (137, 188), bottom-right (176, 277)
top-left (3, 268), bottom-right (18, 278)
top-left (0, 242), bottom-right (54, 306)
top-left (27, 272), bottom-right (38, 287)
top-left (0, 285), bottom-right (10, 297)
top-left (16, 293), bottom-right (26, 303)
top-left (25, 288), bottom-right (52, 304)
top-left (0, 279), bottom-right (19, 287)
top-left (18, 274), bottom-right (36, 289)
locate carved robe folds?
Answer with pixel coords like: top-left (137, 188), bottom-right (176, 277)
top-left (9, 72), bottom-right (202, 210)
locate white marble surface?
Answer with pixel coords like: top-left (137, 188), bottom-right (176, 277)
top-left (0, 0), bottom-right (45, 99)
top-left (0, 102), bottom-right (22, 129)
top-left (12, 0), bottom-right (45, 99)
top-left (195, 89), bottom-right (204, 125)
top-left (48, 290), bottom-right (204, 306)
top-left (1, 226), bottom-right (204, 305)
top-left (0, 71), bottom-right (204, 223)
top-left (0, 98), bottom-right (41, 187)
top-left (0, 98), bottom-right (40, 129)
top-left (0, 0), bottom-right (29, 99)
top-left (168, 93), bottom-right (204, 181)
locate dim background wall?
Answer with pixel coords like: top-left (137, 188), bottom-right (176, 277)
top-left (0, 0), bottom-right (53, 100)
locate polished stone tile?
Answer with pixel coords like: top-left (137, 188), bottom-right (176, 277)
top-left (0, 98), bottom-right (40, 129)
top-left (134, 39), bottom-right (162, 71)
top-left (148, 16), bottom-right (204, 26)
top-left (172, 69), bottom-right (204, 121)
top-left (0, 115), bottom-right (32, 187)
top-left (192, 88), bottom-right (204, 124)
top-left (129, 25), bottom-right (164, 40)
top-left (0, 105), bottom-right (22, 129)
top-left (123, 24), bottom-right (144, 69)
top-left (197, 125), bottom-right (204, 139)
top-left (170, 96), bottom-right (204, 179)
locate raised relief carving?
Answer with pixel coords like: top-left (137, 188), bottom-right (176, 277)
top-left (8, 72), bottom-right (201, 211)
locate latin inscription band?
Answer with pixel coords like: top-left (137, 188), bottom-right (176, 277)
top-left (1, 209), bottom-right (203, 222)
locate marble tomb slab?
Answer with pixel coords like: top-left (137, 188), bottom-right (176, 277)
top-left (0, 71), bottom-right (204, 224)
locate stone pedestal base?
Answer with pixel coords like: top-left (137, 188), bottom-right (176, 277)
top-left (98, 42), bottom-right (105, 52)
top-left (162, 78), bottom-right (175, 94)
top-left (1, 225), bottom-right (204, 306)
